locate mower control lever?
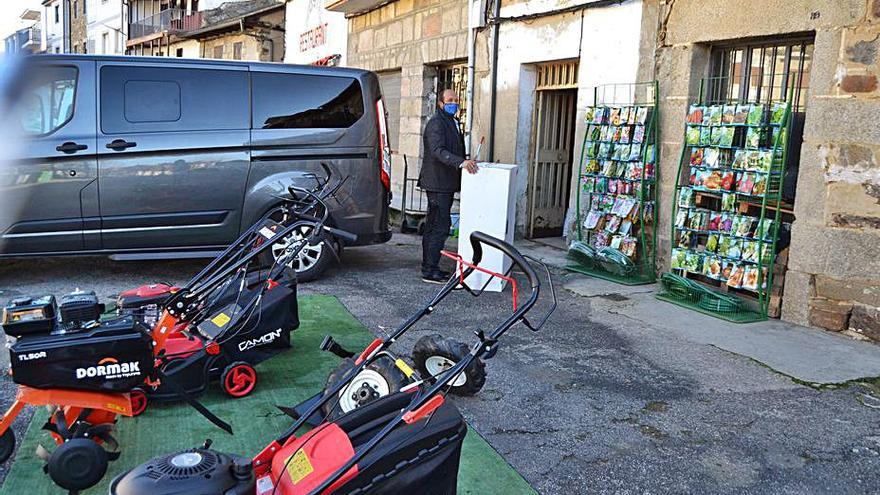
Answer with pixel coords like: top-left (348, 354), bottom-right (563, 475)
top-left (320, 335), bottom-right (355, 359)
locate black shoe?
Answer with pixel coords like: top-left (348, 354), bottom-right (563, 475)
top-left (421, 270), bottom-right (451, 284)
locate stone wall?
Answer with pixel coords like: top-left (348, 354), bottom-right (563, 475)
top-left (650, 0), bottom-right (880, 339)
top-left (70, 0), bottom-right (88, 53)
top-left (346, 0), bottom-right (469, 197)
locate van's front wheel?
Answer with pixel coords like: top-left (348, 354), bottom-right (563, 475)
top-left (267, 223), bottom-right (336, 282)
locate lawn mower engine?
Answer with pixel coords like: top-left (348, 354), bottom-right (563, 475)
top-left (3, 295), bottom-right (154, 392)
top-left (117, 283), bottom-right (178, 328)
top-left (110, 447), bottom-right (255, 495)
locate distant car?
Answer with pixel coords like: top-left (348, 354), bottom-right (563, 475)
top-left (0, 54), bottom-right (392, 281)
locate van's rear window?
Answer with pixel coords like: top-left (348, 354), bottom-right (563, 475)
top-left (252, 72), bottom-right (364, 129)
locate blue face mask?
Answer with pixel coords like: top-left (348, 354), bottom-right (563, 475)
top-left (443, 102), bottom-right (459, 115)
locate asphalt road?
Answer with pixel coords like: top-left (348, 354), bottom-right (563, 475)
top-left (1, 236), bottom-right (880, 494)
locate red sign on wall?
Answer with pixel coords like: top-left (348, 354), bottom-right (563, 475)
top-left (300, 23), bottom-right (328, 52)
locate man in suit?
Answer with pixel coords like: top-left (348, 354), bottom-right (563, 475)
top-left (418, 89), bottom-right (478, 284)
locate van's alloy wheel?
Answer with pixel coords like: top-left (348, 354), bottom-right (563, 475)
top-left (269, 222), bottom-right (336, 282)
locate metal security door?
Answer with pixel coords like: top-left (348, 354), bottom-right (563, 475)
top-left (528, 88), bottom-right (577, 238)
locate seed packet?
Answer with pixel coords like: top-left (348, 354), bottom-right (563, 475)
top-left (735, 215), bottom-right (754, 238)
top-left (741, 240), bottom-right (758, 263)
top-left (758, 151), bottom-right (773, 172)
top-left (707, 256), bottom-right (724, 279)
top-left (610, 107), bottom-right (622, 126)
top-left (617, 145), bottom-right (631, 161)
top-left (593, 231), bottom-right (610, 249)
top-left (704, 147), bottom-right (721, 168)
top-left (636, 107), bottom-right (649, 125)
top-left (722, 105), bottom-right (736, 124)
top-left (745, 128), bottom-right (762, 149)
top-left (614, 197), bottom-right (636, 217)
top-left (717, 235), bottom-right (731, 257)
top-left (731, 149), bottom-right (747, 169)
top-left (644, 161), bottom-right (655, 179)
top-left (720, 213), bottom-right (734, 233)
top-left (621, 237), bottom-right (638, 258)
top-left (600, 195), bottom-right (615, 211)
top-left (708, 212), bottom-right (722, 231)
top-left (675, 209), bottom-right (689, 228)
top-left (599, 142), bottom-right (612, 159)
top-left (595, 177), bottom-right (608, 195)
top-left (727, 238), bottom-right (742, 259)
top-left (699, 126), bottom-right (712, 146)
top-left (586, 159), bottom-right (601, 173)
top-left (626, 162), bottom-right (640, 180)
top-left (716, 126), bottom-right (735, 147)
top-left (583, 210), bottom-right (603, 230)
top-left (746, 104), bottom-right (764, 126)
top-left (585, 141), bottom-right (598, 159)
top-left (592, 107), bottom-right (606, 124)
top-left (600, 160), bottom-right (615, 176)
top-left (679, 229), bottom-right (695, 249)
top-left (758, 219), bottom-right (774, 240)
top-left (721, 192), bottom-right (736, 211)
top-left (619, 107), bottom-right (631, 126)
top-left (686, 126), bottom-right (701, 146)
top-left (619, 219), bottom-right (633, 236)
top-left (752, 174), bottom-right (767, 196)
top-left (737, 172), bottom-right (756, 195)
top-left (628, 145), bottom-right (642, 162)
top-left (642, 203), bottom-right (653, 223)
top-left (611, 126), bottom-right (623, 143)
top-left (727, 264), bottom-right (745, 288)
top-left (690, 148), bottom-right (705, 166)
top-left (742, 266), bottom-right (765, 291)
top-left (685, 252), bottom-right (704, 273)
top-left (590, 195), bottom-right (602, 210)
top-left (720, 261), bottom-right (734, 281)
top-left (706, 233), bottom-right (719, 252)
top-left (703, 170), bottom-right (724, 191)
top-left (771, 127), bottom-right (787, 147)
top-left (710, 127), bottom-right (723, 147)
top-left (688, 210), bottom-right (707, 230)
top-left (770, 102), bottom-right (786, 125)
top-left (605, 215), bottom-right (622, 233)
top-left (702, 255), bottom-right (715, 277)
top-left (760, 243), bottom-right (774, 264)
top-left (678, 187), bottom-right (694, 208)
top-left (632, 125), bottom-right (645, 144)
top-left (582, 177), bottom-right (595, 193)
top-left (589, 125), bottom-right (602, 141)
top-left (671, 248), bottom-right (687, 269)
top-left (734, 104), bottom-right (750, 124)
top-left (708, 105), bottom-right (723, 125)
top-left (687, 104), bottom-right (705, 124)
top-left (584, 107), bottom-right (597, 123)
top-left (721, 170), bottom-right (736, 191)
top-left (608, 180), bottom-right (619, 195)
top-left (619, 126), bottom-right (631, 145)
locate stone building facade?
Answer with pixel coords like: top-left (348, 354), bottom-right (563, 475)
top-left (337, 0), bottom-right (880, 340)
top-left (647, 0), bottom-right (880, 339)
top-left (68, 0), bottom-right (88, 53)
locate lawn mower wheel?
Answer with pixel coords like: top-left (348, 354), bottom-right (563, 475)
top-left (221, 362), bottom-right (258, 398)
top-left (412, 334), bottom-right (486, 396)
top-left (130, 388), bottom-right (148, 417)
top-left (47, 438), bottom-right (109, 491)
top-left (322, 357), bottom-right (409, 421)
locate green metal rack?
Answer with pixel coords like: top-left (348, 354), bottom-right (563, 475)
top-left (656, 77), bottom-right (794, 322)
top-left (566, 81), bottom-right (660, 285)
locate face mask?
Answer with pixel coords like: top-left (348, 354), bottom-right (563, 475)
top-left (443, 102), bottom-right (459, 115)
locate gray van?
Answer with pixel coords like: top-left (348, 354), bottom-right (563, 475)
top-left (1, 55), bottom-right (392, 281)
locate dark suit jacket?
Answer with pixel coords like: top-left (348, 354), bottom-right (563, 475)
top-left (418, 109), bottom-right (466, 193)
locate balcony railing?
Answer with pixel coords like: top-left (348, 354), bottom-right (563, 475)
top-left (128, 9), bottom-right (204, 40)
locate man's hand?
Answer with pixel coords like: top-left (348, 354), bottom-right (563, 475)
top-left (461, 160), bottom-right (479, 174)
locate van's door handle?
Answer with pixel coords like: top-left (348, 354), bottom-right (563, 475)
top-left (106, 139), bottom-right (137, 151)
top-left (56, 141), bottom-right (88, 154)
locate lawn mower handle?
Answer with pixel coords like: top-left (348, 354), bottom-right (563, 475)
top-left (469, 231), bottom-right (540, 294)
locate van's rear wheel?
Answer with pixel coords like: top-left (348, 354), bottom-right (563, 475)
top-left (264, 221), bottom-right (337, 282)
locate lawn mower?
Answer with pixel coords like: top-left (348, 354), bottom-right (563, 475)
top-left (0, 165), bottom-right (357, 493)
top-left (110, 230), bottom-right (556, 495)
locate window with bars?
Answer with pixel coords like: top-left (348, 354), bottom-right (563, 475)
top-left (433, 62), bottom-right (468, 135)
top-left (709, 36), bottom-right (815, 204)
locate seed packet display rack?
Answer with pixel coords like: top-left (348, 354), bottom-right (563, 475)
top-left (567, 82), bottom-right (659, 285)
top-left (656, 79), bottom-right (794, 323)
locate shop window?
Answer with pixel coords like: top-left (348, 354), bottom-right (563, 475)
top-left (433, 62), bottom-right (468, 134)
top-left (709, 36), bottom-right (814, 204)
top-left (251, 72), bottom-right (364, 129)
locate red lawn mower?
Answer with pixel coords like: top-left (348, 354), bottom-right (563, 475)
top-left (110, 231), bottom-right (556, 495)
top-left (0, 165), bottom-right (356, 494)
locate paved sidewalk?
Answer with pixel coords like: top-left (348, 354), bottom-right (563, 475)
top-left (516, 238), bottom-right (880, 386)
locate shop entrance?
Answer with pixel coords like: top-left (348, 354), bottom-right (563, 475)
top-left (528, 61), bottom-right (579, 238)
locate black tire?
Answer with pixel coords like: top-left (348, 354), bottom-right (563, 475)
top-left (412, 334), bottom-right (486, 396)
top-left (0, 428), bottom-right (14, 464)
top-left (258, 219), bottom-right (338, 283)
top-left (321, 356), bottom-right (409, 421)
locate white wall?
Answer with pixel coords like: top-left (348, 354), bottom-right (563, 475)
top-left (86, 0), bottom-right (125, 54)
top-left (43, 0), bottom-right (64, 53)
top-left (284, 0), bottom-right (347, 65)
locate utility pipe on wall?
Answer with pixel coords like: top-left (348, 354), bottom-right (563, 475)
top-left (487, 0), bottom-right (500, 162)
top-left (464, 0), bottom-right (476, 158)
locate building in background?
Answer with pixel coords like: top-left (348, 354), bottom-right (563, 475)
top-left (126, 0), bottom-right (284, 61)
top-left (86, 0), bottom-right (126, 54)
top-left (5, 9), bottom-right (43, 55)
top-left (42, 0), bottom-right (65, 53)
top-left (67, 0), bottom-right (88, 52)
top-left (285, 0), bottom-right (347, 66)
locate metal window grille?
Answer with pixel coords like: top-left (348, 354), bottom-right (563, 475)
top-left (535, 60), bottom-right (579, 91)
top-left (434, 62), bottom-right (468, 134)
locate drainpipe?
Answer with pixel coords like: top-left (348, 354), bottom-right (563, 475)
top-left (464, 0), bottom-right (476, 157)
top-left (486, 0), bottom-right (500, 162)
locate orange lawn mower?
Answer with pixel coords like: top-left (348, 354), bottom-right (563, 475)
top-left (0, 168), bottom-right (357, 494)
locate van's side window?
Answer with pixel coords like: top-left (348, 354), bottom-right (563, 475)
top-left (252, 73), bottom-right (364, 129)
top-left (18, 66), bottom-right (77, 136)
top-left (100, 66), bottom-right (248, 134)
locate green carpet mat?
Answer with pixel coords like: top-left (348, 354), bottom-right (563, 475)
top-left (0, 295), bottom-right (534, 495)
